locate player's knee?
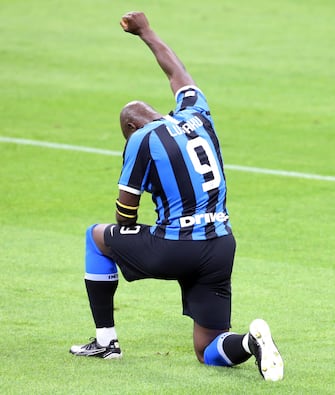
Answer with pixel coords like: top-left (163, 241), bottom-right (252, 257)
top-left (193, 342), bottom-right (206, 363)
top-left (195, 349), bottom-right (205, 364)
top-left (86, 224), bottom-right (101, 254)
top-left (85, 224), bottom-right (118, 278)
top-left (86, 224), bottom-right (96, 240)
top-left (86, 224), bottom-right (108, 255)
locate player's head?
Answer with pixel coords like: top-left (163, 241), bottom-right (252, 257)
top-left (120, 101), bottom-right (162, 139)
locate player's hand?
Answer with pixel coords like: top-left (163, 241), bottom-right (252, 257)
top-left (120, 11), bottom-right (150, 36)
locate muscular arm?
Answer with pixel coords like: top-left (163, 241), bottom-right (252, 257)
top-left (120, 12), bottom-right (195, 95)
top-left (115, 189), bottom-right (140, 226)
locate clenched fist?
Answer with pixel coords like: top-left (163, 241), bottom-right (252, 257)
top-left (120, 11), bottom-right (150, 36)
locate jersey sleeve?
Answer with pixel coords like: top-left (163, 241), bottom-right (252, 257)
top-left (174, 85), bottom-right (210, 115)
top-left (118, 131), bottom-right (151, 195)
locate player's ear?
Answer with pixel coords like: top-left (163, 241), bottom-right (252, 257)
top-left (127, 122), bottom-right (137, 132)
top-left (124, 122), bottom-right (137, 139)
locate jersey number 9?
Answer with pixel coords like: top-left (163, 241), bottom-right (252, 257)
top-left (186, 136), bottom-right (221, 192)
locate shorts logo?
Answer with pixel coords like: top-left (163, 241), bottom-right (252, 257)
top-left (110, 225), bottom-right (116, 237)
top-left (180, 212), bottom-right (229, 227)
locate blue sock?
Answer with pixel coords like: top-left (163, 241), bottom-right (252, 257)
top-left (84, 224), bottom-right (119, 328)
top-left (204, 333), bottom-right (235, 367)
top-left (85, 224), bottom-right (118, 281)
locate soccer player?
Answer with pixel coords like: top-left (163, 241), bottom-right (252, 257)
top-left (70, 11), bottom-right (284, 381)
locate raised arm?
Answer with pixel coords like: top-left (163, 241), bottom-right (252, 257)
top-left (120, 11), bottom-right (195, 95)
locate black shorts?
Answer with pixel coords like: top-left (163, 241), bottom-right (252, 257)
top-left (104, 224), bottom-right (236, 330)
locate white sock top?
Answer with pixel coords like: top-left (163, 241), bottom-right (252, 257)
top-left (242, 333), bottom-right (251, 354)
top-left (96, 327), bottom-right (117, 347)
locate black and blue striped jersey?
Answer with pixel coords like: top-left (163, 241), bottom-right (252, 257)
top-left (118, 85), bottom-right (232, 240)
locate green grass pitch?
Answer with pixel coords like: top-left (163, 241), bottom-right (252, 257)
top-left (0, 0), bottom-right (334, 394)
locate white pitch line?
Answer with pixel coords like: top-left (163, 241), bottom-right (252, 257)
top-left (1, 136), bottom-right (334, 182)
top-left (225, 164), bottom-right (335, 182)
top-left (0, 136), bottom-right (123, 156)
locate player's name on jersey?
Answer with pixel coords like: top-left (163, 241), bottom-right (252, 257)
top-left (180, 212), bottom-right (229, 227)
top-left (166, 115), bottom-right (203, 137)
